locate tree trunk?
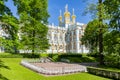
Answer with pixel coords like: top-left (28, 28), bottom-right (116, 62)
top-left (98, 0), bottom-right (104, 65)
top-left (32, 30), bottom-right (35, 54)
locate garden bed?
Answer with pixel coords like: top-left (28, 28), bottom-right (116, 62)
top-left (21, 59), bottom-right (87, 75)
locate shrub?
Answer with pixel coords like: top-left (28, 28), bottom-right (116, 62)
top-left (0, 53), bottom-right (23, 58)
top-left (0, 53), bottom-right (40, 58)
top-left (59, 54), bottom-right (82, 58)
top-left (39, 53), bottom-right (49, 58)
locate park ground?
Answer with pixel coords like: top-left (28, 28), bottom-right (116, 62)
top-left (0, 57), bottom-right (111, 80)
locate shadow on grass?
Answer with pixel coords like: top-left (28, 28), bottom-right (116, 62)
top-left (0, 59), bottom-right (10, 80)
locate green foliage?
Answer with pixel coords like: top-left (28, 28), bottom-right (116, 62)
top-left (0, 53), bottom-right (96, 63)
top-left (0, 53), bottom-right (23, 58)
top-left (59, 54), bottom-right (82, 58)
top-left (0, 0), bottom-right (12, 15)
top-left (13, 0), bottom-right (50, 54)
top-left (83, 0), bottom-right (120, 65)
top-left (103, 0), bottom-right (120, 30)
top-left (0, 0), bottom-right (19, 53)
top-left (0, 15), bottom-right (19, 53)
top-left (81, 19), bottom-right (107, 53)
top-left (0, 58), bottom-right (9, 80)
top-left (83, 3), bottom-right (97, 18)
top-left (104, 30), bottom-right (120, 68)
top-left (67, 56), bottom-right (96, 63)
top-left (42, 53), bottom-right (96, 63)
top-left (0, 53), bottom-right (40, 58)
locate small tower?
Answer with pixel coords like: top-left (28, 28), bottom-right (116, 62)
top-left (64, 4), bottom-right (70, 28)
top-left (58, 10), bottom-right (63, 26)
top-left (72, 8), bottom-right (76, 24)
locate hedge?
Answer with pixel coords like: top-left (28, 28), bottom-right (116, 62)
top-left (59, 54), bottom-right (82, 58)
top-left (0, 53), bottom-right (40, 58)
top-left (87, 67), bottom-right (120, 79)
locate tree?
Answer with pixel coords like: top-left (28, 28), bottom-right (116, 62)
top-left (0, 0), bottom-right (12, 15)
top-left (0, 0), bottom-right (19, 53)
top-left (13, 0), bottom-right (50, 54)
top-left (103, 0), bottom-right (120, 68)
top-left (82, 0), bottom-right (107, 65)
top-left (81, 19), bottom-right (99, 53)
top-left (104, 0), bottom-right (120, 31)
top-left (104, 30), bottom-right (120, 68)
top-left (0, 15), bottom-right (19, 53)
top-left (98, 0), bottom-right (104, 65)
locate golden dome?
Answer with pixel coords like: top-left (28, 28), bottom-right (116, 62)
top-left (72, 15), bottom-right (76, 18)
top-left (64, 12), bottom-right (70, 17)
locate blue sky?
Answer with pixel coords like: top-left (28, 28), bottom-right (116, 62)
top-left (5, 0), bottom-right (95, 26)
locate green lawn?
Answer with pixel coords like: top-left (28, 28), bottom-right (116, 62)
top-left (0, 58), bottom-right (111, 80)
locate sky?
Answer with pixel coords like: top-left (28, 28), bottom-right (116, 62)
top-left (5, 0), bottom-right (95, 26)
top-left (48, 0), bottom-right (93, 25)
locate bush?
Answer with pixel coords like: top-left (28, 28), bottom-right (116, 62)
top-left (87, 53), bottom-right (99, 58)
top-left (39, 53), bottom-right (49, 58)
top-left (67, 56), bottom-right (96, 63)
top-left (21, 53), bottom-right (40, 58)
top-left (0, 53), bottom-right (23, 58)
top-left (67, 57), bottom-right (82, 63)
top-left (0, 53), bottom-right (40, 58)
top-left (59, 54), bottom-right (82, 58)
top-left (87, 67), bottom-right (120, 79)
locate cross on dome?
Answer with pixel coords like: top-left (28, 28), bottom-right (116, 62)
top-left (73, 8), bottom-right (74, 15)
top-left (60, 10), bottom-right (62, 16)
top-left (65, 4), bottom-right (68, 12)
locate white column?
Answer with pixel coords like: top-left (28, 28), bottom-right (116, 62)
top-left (57, 32), bottom-right (60, 42)
top-left (52, 31), bottom-right (54, 42)
top-left (71, 31), bottom-right (74, 53)
top-left (65, 24), bottom-right (69, 28)
top-left (76, 28), bottom-right (79, 53)
top-left (63, 32), bottom-right (65, 41)
top-left (57, 31), bottom-right (60, 53)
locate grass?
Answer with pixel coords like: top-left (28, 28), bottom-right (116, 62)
top-left (0, 58), bottom-right (111, 80)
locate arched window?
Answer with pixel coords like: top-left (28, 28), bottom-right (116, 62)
top-left (59, 45), bottom-right (63, 49)
top-left (54, 34), bottom-right (57, 41)
top-left (60, 34), bottom-right (63, 41)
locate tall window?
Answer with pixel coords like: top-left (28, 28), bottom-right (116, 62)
top-left (54, 34), bottom-right (57, 41)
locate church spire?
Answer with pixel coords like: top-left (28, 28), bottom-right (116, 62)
top-left (64, 4), bottom-right (70, 28)
top-left (65, 4), bottom-right (68, 12)
top-left (60, 10), bottom-right (62, 16)
top-left (58, 10), bottom-right (62, 26)
top-left (72, 8), bottom-right (75, 15)
top-left (72, 8), bottom-right (76, 24)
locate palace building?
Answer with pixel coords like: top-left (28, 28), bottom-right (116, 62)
top-left (47, 5), bottom-right (89, 53)
top-left (0, 5), bottom-right (89, 53)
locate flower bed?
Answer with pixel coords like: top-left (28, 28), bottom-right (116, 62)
top-left (21, 59), bottom-right (87, 75)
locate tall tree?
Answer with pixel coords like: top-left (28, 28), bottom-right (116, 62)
top-left (98, 0), bottom-right (104, 65)
top-left (0, 0), bottom-right (11, 15)
top-left (0, 15), bottom-right (19, 53)
top-left (0, 0), bottom-right (19, 53)
top-left (81, 19), bottom-right (99, 53)
top-left (13, 0), bottom-right (49, 54)
top-left (103, 0), bottom-right (120, 68)
top-left (104, 0), bottom-right (120, 31)
top-left (82, 0), bottom-right (107, 65)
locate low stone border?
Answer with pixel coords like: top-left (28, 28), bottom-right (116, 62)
top-left (87, 67), bottom-right (120, 79)
top-left (21, 60), bottom-right (87, 75)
